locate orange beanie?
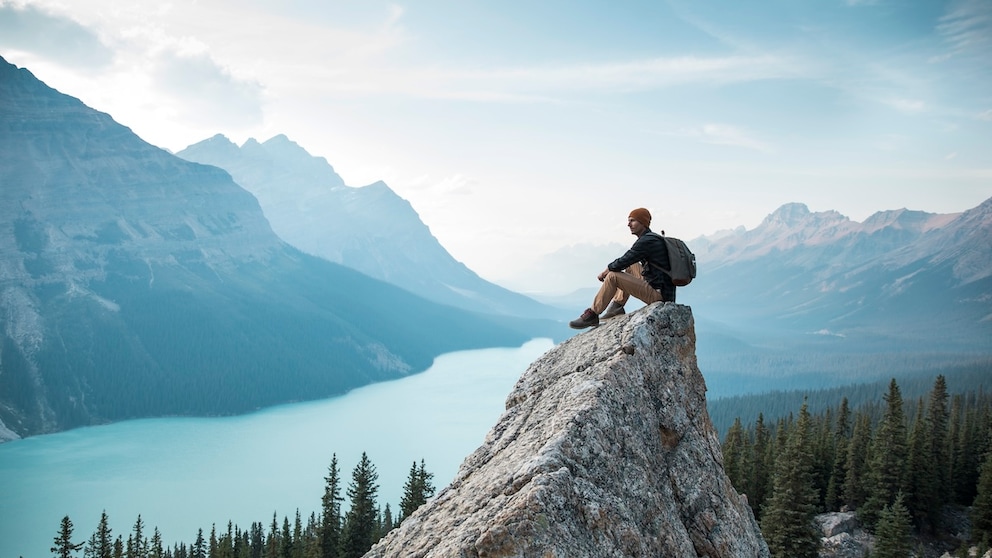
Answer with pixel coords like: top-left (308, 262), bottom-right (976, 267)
top-left (629, 207), bottom-right (652, 228)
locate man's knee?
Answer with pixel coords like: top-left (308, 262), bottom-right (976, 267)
top-left (603, 271), bottom-right (624, 286)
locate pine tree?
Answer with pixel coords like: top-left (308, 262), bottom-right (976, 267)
top-left (127, 515), bottom-right (147, 558)
top-left (250, 522), bottom-right (265, 558)
top-left (873, 493), bottom-right (913, 558)
top-left (907, 386), bottom-right (953, 535)
top-left (149, 528), bottom-right (164, 558)
top-left (861, 379), bottom-right (908, 530)
top-left (85, 510), bottom-right (114, 558)
top-left (843, 412), bottom-right (872, 510)
top-left (811, 407), bottom-right (835, 511)
top-left (722, 418), bottom-right (746, 491)
top-left (192, 530), bottom-right (206, 558)
top-left (340, 452), bottom-right (380, 558)
top-left (380, 504), bottom-right (394, 537)
top-left (209, 525), bottom-right (219, 558)
top-left (972, 447), bottom-right (992, 547)
top-left (52, 515), bottom-right (85, 558)
top-left (292, 511), bottom-right (304, 558)
top-left (264, 514), bottom-right (280, 558)
top-left (749, 413), bottom-right (772, 517)
top-left (825, 398), bottom-right (851, 511)
top-left (399, 459), bottom-right (436, 522)
top-left (761, 400), bottom-right (820, 558)
top-left (926, 376), bottom-right (951, 510)
top-left (320, 454), bottom-right (343, 558)
top-left (280, 516), bottom-right (292, 558)
top-left (905, 398), bottom-right (934, 531)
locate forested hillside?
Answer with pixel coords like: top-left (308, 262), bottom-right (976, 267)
top-left (720, 375), bottom-right (992, 557)
top-left (707, 359), bottom-right (992, 435)
top-left (49, 453), bottom-right (434, 558)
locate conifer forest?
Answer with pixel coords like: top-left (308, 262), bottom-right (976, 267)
top-left (48, 453), bottom-right (436, 558)
top-left (721, 375), bottom-right (992, 558)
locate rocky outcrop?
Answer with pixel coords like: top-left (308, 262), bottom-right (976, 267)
top-left (815, 512), bottom-right (870, 558)
top-left (366, 303), bottom-right (768, 558)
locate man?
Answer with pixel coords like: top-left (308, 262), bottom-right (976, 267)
top-left (568, 207), bottom-right (676, 329)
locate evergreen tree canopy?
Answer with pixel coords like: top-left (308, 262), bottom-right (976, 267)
top-left (761, 400), bottom-right (821, 558)
top-left (861, 379), bottom-right (908, 529)
top-left (321, 454), bottom-right (343, 558)
top-left (873, 493), bottom-right (913, 558)
top-left (52, 515), bottom-right (84, 558)
top-left (341, 452), bottom-right (380, 558)
top-left (973, 447), bottom-right (992, 547)
top-left (399, 460), bottom-right (436, 522)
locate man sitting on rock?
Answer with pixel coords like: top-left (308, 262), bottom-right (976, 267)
top-left (569, 208), bottom-right (676, 329)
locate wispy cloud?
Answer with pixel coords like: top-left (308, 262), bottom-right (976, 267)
top-left (306, 53), bottom-right (799, 104)
top-left (936, 0), bottom-right (992, 61)
top-left (883, 98), bottom-right (926, 113)
top-left (694, 124), bottom-right (774, 153)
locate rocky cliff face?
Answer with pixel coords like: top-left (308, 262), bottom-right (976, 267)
top-left (366, 303), bottom-right (768, 558)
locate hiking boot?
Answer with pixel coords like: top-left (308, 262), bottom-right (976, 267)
top-left (601, 301), bottom-right (626, 320)
top-left (569, 308), bottom-right (600, 329)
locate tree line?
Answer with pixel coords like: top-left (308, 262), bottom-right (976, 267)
top-left (49, 453), bottom-right (436, 558)
top-left (720, 375), bottom-right (992, 558)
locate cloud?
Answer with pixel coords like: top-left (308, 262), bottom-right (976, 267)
top-left (407, 173), bottom-right (475, 196)
top-left (0, 2), bottom-right (113, 68)
top-left (936, 0), bottom-right (992, 61)
top-left (695, 123), bottom-right (774, 153)
top-left (303, 52), bottom-right (797, 104)
top-left (883, 98), bottom-right (926, 113)
top-left (447, 54), bottom-right (797, 101)
top-left (979, 109), bottom-right (992, 121)
top-left (151, 50), bottom-right (264, 128)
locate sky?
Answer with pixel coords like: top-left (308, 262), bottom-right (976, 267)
top-left (1, 0), bottom-right (991, 282)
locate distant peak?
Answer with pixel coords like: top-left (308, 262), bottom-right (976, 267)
top-left (179, 134), bottom-right (241, 161)
top-left (762, 203), bottom-right (810, 226)
top-left (761, 203), bottom-right (850, 229)
top-left (183, 134), bottom-right (236, 150)
top-left (772, 202), bottom-right (809, 215)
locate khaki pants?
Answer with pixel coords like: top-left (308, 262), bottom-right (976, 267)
top-left (591, 263), bottom-right (665, 314)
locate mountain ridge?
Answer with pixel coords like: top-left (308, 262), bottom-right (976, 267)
top-left (0, 55), bottom-right (535, 441)
top-left (177, 134), bottom-right (563, 321)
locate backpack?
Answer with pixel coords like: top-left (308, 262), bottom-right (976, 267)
top-left (648, 232), bottom-right (697, 286)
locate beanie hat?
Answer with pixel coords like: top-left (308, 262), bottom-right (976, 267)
top-left (629, 208), bottom-right (652, 228)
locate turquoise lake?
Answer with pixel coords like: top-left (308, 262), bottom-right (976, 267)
top-left (0, 339), bottom-right (554, 558)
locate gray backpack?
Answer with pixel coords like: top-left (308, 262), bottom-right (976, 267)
top-left (648, 232), bottom-right (697, 286)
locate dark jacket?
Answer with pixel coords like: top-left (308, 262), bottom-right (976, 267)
top-left (607, 230), bottom-right (676, 302)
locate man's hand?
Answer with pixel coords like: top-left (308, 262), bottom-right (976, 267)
top-left (597, 269), bottom-right (609, 282)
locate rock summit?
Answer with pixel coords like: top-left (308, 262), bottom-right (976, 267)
top-left (366, 303), bottom-right (769, 557)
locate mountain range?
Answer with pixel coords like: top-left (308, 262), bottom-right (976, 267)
top-left (175, 135), bottom-right (562, 320)
top-left (689, 200), bottom-right (992, 395)
top-left (2, 51), bottom-right (989, 439)
top-left (0, 55), bottom-right (549, 441)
